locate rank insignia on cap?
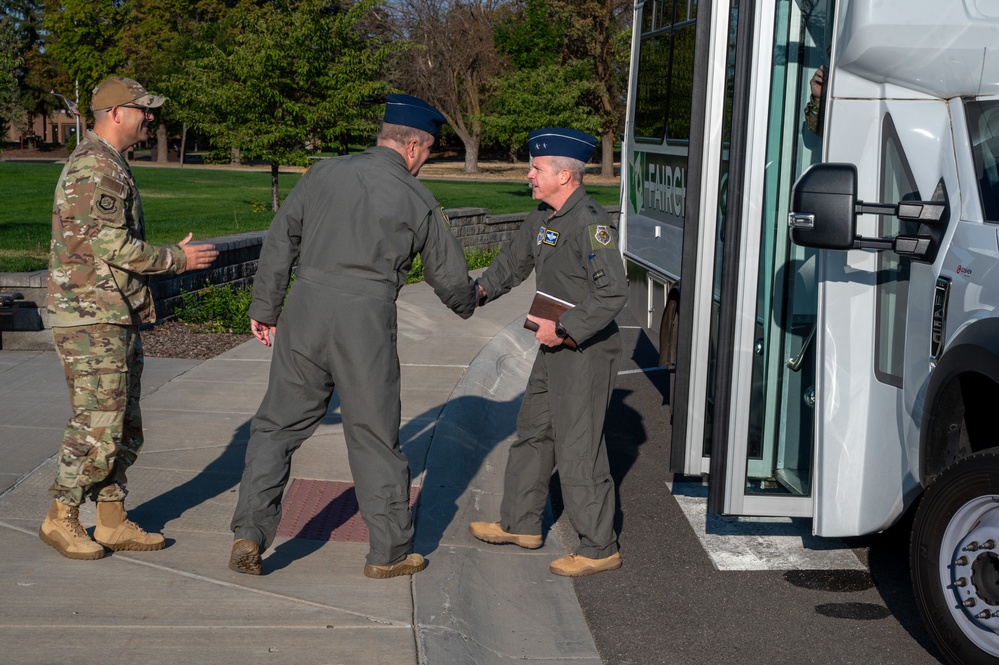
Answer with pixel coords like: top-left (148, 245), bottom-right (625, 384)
top-left (594, 225), bottom-right (611, 246)
top-left (537, 226), bottom-right (546, 245)
top-left (97, 194), bottom-right (117, 213)
top-left (543, 229), bottom-right (559, 246)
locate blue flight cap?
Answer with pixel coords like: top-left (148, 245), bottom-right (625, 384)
top-left (528, 127), bottom-right (598, 162)
top-left (384, 94), bottom-right (448, 137)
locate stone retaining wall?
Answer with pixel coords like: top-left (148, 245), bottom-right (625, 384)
top-left (0, 205), bottom-right (619, 350)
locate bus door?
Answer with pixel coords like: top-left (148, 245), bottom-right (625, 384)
top-left (700, 0), bottom-right (833, 517)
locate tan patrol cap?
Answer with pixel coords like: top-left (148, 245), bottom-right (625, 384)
top-left (91, 77), bottom-right (167, 111)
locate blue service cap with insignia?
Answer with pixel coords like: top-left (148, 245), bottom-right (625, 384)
top-left (384, 94), bottom-right (448, 137)
top-left (528, 127), bottom-right (597, 162)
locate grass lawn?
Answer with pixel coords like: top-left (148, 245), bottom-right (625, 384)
top-left (0, 161), bottom-right (620, 273)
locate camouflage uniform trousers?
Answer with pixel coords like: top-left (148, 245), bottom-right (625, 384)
top-left (50, 323), bottom-right (144, 506)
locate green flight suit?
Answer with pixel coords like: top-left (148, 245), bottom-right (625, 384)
top-left (231, 146), bottom-right (476, 566)
top-left (477, 186), bottom-right (627, 559)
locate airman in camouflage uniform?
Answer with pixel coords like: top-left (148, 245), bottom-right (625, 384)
top-left (40, 77), bottom-right (218, 560)
top-left (469, 128), bottom-right (628, 578)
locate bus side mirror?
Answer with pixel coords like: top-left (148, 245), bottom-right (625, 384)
top-left (788, 163), bottom-right (858, 250)
top-left (788, 162), bottom-right (948, 262)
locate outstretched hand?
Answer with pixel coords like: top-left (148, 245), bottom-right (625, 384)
top-left (178, 233), bottom-right (219, 272)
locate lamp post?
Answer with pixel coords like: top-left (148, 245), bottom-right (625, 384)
top-left (50, 80), bottom-right (81, 147)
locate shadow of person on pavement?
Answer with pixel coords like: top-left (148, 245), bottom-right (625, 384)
top-left (127, 420), bottom-right (253, 535)
top-left (411, 393), bottom-right (523, 558)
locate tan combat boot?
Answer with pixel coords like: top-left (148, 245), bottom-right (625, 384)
top-left (363, 553), bottom-right (427, 579)
top-left (468, 521), bottom-right (543, 549)
top-left (38, 499), bottom-right (105, 560)
top-left (94, 501), bottom-right (166, 551)
top-left (549, 551), bottom-right (622, 577)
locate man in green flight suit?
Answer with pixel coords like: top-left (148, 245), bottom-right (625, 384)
top-left (42, 77), bottom-right (219, 560)
top-left (469, 128), bottom-right (627, 577)
top-left (229, 94), bottom-right (477, 578)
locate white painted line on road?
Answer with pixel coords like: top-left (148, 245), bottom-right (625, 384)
top-left (618, 366), bottom-right (669, 376)
top-left (667, 481), bottom-right (865, 571)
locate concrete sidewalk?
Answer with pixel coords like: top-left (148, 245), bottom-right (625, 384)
top-left (0, 275), bottom-right (600, 665)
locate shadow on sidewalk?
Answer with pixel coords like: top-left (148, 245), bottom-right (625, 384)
top-left (127, 421), bottom-right (252, 534)
top-left (413, 392), bottom-right (523, 556)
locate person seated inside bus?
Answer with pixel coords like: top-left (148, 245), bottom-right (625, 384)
top-left (805, 65), bottom-right (826, 135)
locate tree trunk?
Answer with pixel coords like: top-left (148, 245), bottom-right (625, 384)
top-left (271, 162), bottom-right (280, 212)
top-left (179, 124), bottom-right (187, 168)
top-left (462, 138), bottom-right (480, 173)
top-left (156, 123), bottom-right (169, 163)
top-left (600, 131), bottom-right (615, 179)
top-left (231, 146), bottom-right (241, 165)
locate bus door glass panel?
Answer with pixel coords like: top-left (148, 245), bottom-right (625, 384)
top-left (875, 115), bottom-right (918, 388)
top-left (743, 0), bottom-right (832, 497)
top-left (702, 0), bottom-right (740, 457)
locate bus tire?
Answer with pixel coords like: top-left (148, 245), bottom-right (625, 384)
top-left (910, 449), bottom-right (999, 665)
top-left (659, 296), bottom-right (679, 422)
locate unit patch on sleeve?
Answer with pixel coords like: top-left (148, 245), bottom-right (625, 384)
top-left (537, 226), bottom-right (546, 245)
top-left (589, 224), bottom-right (617, 250)
top-left (543, 229), bottom-right (560, 246)
top-left (96, 194), bottom-right (118, 213)
top-left (93, 174), bottom-right (127, 217)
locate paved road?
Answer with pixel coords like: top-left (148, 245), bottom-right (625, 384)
top-left (568, 311), bottom-right (946, 664)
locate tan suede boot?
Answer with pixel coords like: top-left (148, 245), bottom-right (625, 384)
top-left (94, 501), bottom-right (166, 551)
top-left (38, 499), bottom-right (105, 560)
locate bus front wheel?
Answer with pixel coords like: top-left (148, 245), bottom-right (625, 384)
top-left (911, 449), bottom-right (999, 665)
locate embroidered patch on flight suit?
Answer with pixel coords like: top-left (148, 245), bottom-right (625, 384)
top-left (537, 226), bottom-right (546, 245)
top-left (588, 224), bottom-right (617, 251)
top-left (543, 229), bottom-right (559, 246)
top-left (592, 269), bottom-right (606, 281)
top-left (438, 206), bottom-right (451, 229)
top-left (594, 225), bottom-right (611, 245)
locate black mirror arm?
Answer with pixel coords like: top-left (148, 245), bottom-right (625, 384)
top-left (855, 200), bottom-right (946, 224)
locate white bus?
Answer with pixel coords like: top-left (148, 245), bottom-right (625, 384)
top-left (618, 0), bottom-right (999, 662)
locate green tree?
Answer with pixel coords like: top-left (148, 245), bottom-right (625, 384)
top-left (483, 62), bottom-right (600, 162)
top-left (1, 0), bottom-right (54, 144)
top-left (169, 0), bottom-right (394, 210)
top-left (43, 0), bottom-right (128, 107)
top-left (492, 0), bottom-right (562, 70)
top-left (121, 0), bottom-right (239, 163)
top-left (382, 0), bottom-right (504, 174)
top-left (0, 13), bottom-right (24, 142)
top-left (551, 0), bottom-right (631, 177)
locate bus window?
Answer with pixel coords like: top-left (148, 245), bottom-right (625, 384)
top-left (874, 115), bottom-right (919, 387)
top-left (634, 31), bottom-right (672, 142)
top-left (633, 2), bottom-right (698, 143)
top-left (966, 100), bottom-right (999, 223)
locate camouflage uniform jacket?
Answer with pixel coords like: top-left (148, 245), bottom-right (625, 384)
top-left (47, 130), bottom-right (187, 327)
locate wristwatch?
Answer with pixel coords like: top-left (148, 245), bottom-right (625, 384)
top-left (554, 320), bottom-right (568, 339)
